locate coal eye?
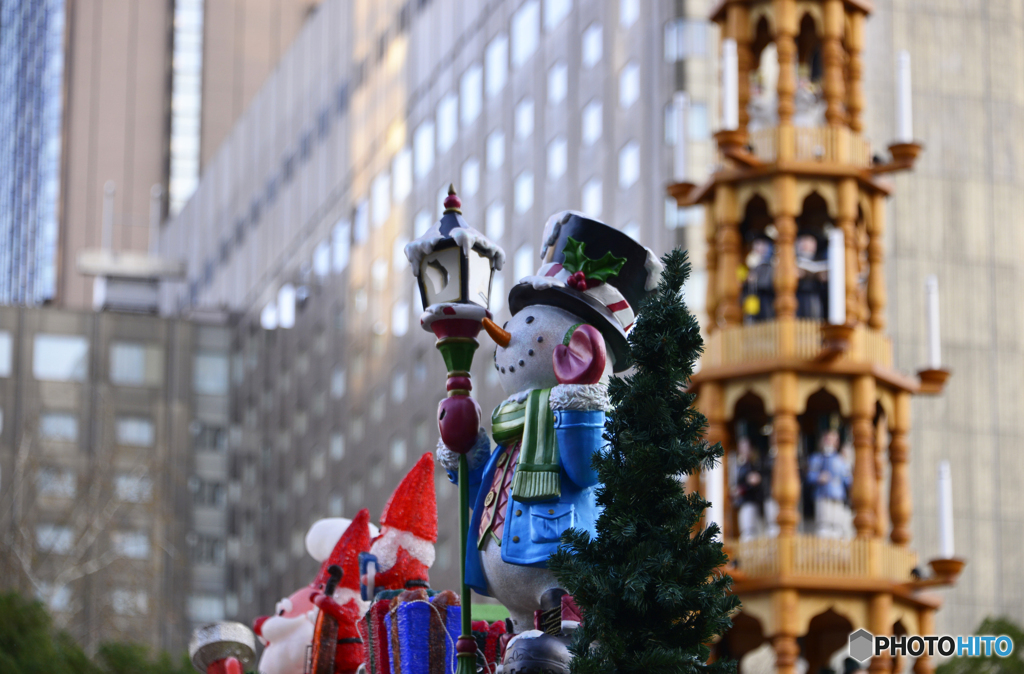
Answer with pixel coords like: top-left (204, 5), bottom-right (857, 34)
top-left (525, 316), bottom-right (534, 324)
top-left (537, 336), bottom-right (544, 343)
top-left (509, 366), bottom-right (516, 373)
top-left (278, 609), bottom-right (285, 616)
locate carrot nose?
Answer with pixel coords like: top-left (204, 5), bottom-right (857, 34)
top-left (482, 317), bottom-right (511, 348)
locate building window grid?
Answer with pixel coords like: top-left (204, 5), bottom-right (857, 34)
top-left (169, 0), bottom-right (205, 214)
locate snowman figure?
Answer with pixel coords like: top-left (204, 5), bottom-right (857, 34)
top-left (437, 212), bottom-right (662, 671)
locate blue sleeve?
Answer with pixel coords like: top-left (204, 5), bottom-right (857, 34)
top-left (446, 453), bottom-right (490, 506)
top-left (555, 409), bottom-right (605, 488)
top-left (805, 454), bottom-right (821, 485)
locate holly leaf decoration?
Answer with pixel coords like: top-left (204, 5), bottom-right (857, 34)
top-left (561, 237), bottom-right (626, 283)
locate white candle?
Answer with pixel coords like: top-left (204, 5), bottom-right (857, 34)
top-left (896, 50), bottom-right (913, 142)
top-left (926, 275), bottom-right (941, 368)
top-left (722, 39), bottom-right (739, 131)
top-left (828, 228), bottom-right (846, 325)
top-left (705, 460), bottom-right (724, 540)
top-left (673, 91), bottom-right (689, 182)
top-left (938, 461), bottom-right (954, 558)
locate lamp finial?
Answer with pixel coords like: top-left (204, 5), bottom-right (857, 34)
top-left (444, 185), bottom-right (462, 215)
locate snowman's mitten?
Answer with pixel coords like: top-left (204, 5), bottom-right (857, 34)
top-left (549, 383), bottom-right (610, 412)
top-left (436, 427), bottom-right (491, 474)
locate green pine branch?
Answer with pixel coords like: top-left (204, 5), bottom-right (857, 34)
top-left (549, 248), bottom-right (740, 674)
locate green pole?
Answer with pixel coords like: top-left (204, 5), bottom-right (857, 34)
top-left (458, 452), bottom-right (474, 674)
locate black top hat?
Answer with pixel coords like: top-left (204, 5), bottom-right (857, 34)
top-left (508, 213), bottom-right (660, 371)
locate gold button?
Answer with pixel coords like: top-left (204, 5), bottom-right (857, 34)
top-left (548, 509), bottom-right (555, 515)
top-left (512, 536), bottom-right (520, 543)
top-left (497, 453), bottom-right (507, 467)
top-left (515, 509), bottom-right (522, 517)
top-left (484, 491), bottom-right (495, 506)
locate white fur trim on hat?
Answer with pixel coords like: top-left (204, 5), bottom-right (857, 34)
top-left (305, 517), bottom-right (380, 562)
top-left (369, 526), bottom-right (435, 571)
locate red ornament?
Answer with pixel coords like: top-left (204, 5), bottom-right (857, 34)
top-left (437, 395), bottom-right (482, 454)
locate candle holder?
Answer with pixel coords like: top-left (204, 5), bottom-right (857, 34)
top-left (871, 141), bottom-right (924, 175)
top-left (917, 368), bottom-right (951, 394)
top-left (928, 557), bottom-right (966, 584)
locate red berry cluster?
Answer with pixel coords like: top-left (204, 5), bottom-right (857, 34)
top-left (566, 271), bottom-right (602, 291)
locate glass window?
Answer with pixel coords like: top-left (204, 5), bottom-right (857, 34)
top-left (194, 353), bottom-right (229, 395)
top-left (353, 199), bottom-right (369, 244)
top-left (190, 477), bottom-right (225, 506)
top-left (486, 201), bottom-right (505, 240)
top-left (113, 531), bottom-right (150, 559)
top-left (391, 370), bottom-right (407, 403)
top-left (548, 62), bottom-right (568, 105)
top-left (333, 220), bottom-right (351, 272)
top-left (511, 0), bottom-right (540, 68)
top-left (110, 342), bottom-right (144, 385)
top-left (460, 64), bottom-right (483, 126)
top-left (461, 157), bottom-right (480, 197)
top-left (116, 417), bottom-right (155, 447)
top-left (486, 34), bottom-right (508, 98)
top-left (487, 130), bottom-right (505, 170)
top-left (36, 524), bottom-right (74, 554)
top-left (582, 100), bottom-right (603, 145)
top-left (414, 121), bottom-right (435, 177)
top-left (37, 584), bottom-right (73, 613)
top-left (111, 589), bottom-right (148, 616)
top-left (665, 197), bottom-right (681, 229)
top-left (329, 493), bottom-right (344, 517)
top-left (437, 93), bottom-right (458, 153)
top-left (620, 62), bottom-right (640, 109)
top-left (331, 368), bottom-right (346, 399)
top-left (314, 241), bottom-right (331, 277)
top-left (371, 258), bottom-right (389, 292)
top-left (277, 284), bottom-right (296, 329)
top-left (544, 0), bottom-right (572, 31)
top-left (0, 331), bottom-right (11, 377)
top-left (515, 98), bottom-right (535, 140)
top-left (115, 474), bottom-right (153, 502)
top-left (582, 178), bottom-right (603, 217)
top-left (329, 432), bottom-right (345, 461)
top-left (664, 21), bottom-right (679, 62)
top-left (393, 148), bottom-right (412, 202)
top-left (689, 102), bottom-right (710, 140)
top-left (393, 236), bottom-right (410, 269)
top-left (582, 23), bottom-right (603, 68)
top-left (620, 0), bottom-right (639, 27)
top-left (436, 186), bottom-right (449, 220)
top-left (33, 334), bottom-right (88, 382)
top-left (547, 137), bottom-right (567, 181)
top-left (623, 221), bottom-right (641, 241)
top-left (414, 210), bottom-right (432, 237)
top-left (619, 141), bottom-right (641, 188)
top-left (390, 437), bottom-right (407, 469)
top-left (188, 595), bottom-right (225, 623)
top-left (514, 245), bottom-right (535, 282)
top-left (195, 424), bottom-right (227, 452)
top-left (681, 19), bottom-right (707, 58)
top-left (36, 468), bottom-right (76, 498)
top-left (392, 301), bottom-right (409, 337)
top-left (260, 302), bottom-right (278, 330)
top-left (514, 171), bottom-right (534, 214)
top-left (371, 171), bottom-right (391, 225)
top-left (40, 412), bottom-right (77, 442)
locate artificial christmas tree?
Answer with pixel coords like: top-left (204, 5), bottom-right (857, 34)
top-left (549, 249), bottom-right (739, 674)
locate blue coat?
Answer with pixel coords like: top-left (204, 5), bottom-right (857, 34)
top-left (447, 408), bottom-right (606, 597)
top-left (805, 451), bottom-right (852, 502)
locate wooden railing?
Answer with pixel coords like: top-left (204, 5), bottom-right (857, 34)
top-left (729, 536), bottom-right (917, 583)
top-left (739, 126), bottom-right (872, 166)
top-left (702, 319), bottom-right (892, 369)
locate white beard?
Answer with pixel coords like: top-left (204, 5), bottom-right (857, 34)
top-left (257, 612), bottom-right (315, 674)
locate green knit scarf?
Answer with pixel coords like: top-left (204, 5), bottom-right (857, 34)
top-left (491, 388), bottom-right (560, 502)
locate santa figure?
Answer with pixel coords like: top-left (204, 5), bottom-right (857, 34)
top-left (255, 510), bottom-right (373, 674)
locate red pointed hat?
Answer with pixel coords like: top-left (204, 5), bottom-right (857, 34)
top-left (379, 453), bottom-right (437, 542)
top-left (313, 508), bottom-right (371, 591)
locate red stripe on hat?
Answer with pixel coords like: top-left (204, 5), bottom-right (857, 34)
top-left (625, 323), bottom-right (633, 331)
top-left (545, 263), bottom-right (564, 277)
top-left (607, 300), bottom-right (630, 313)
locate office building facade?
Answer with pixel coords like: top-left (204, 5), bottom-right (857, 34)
top-left (158, 0), bottom-right (711, 620)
